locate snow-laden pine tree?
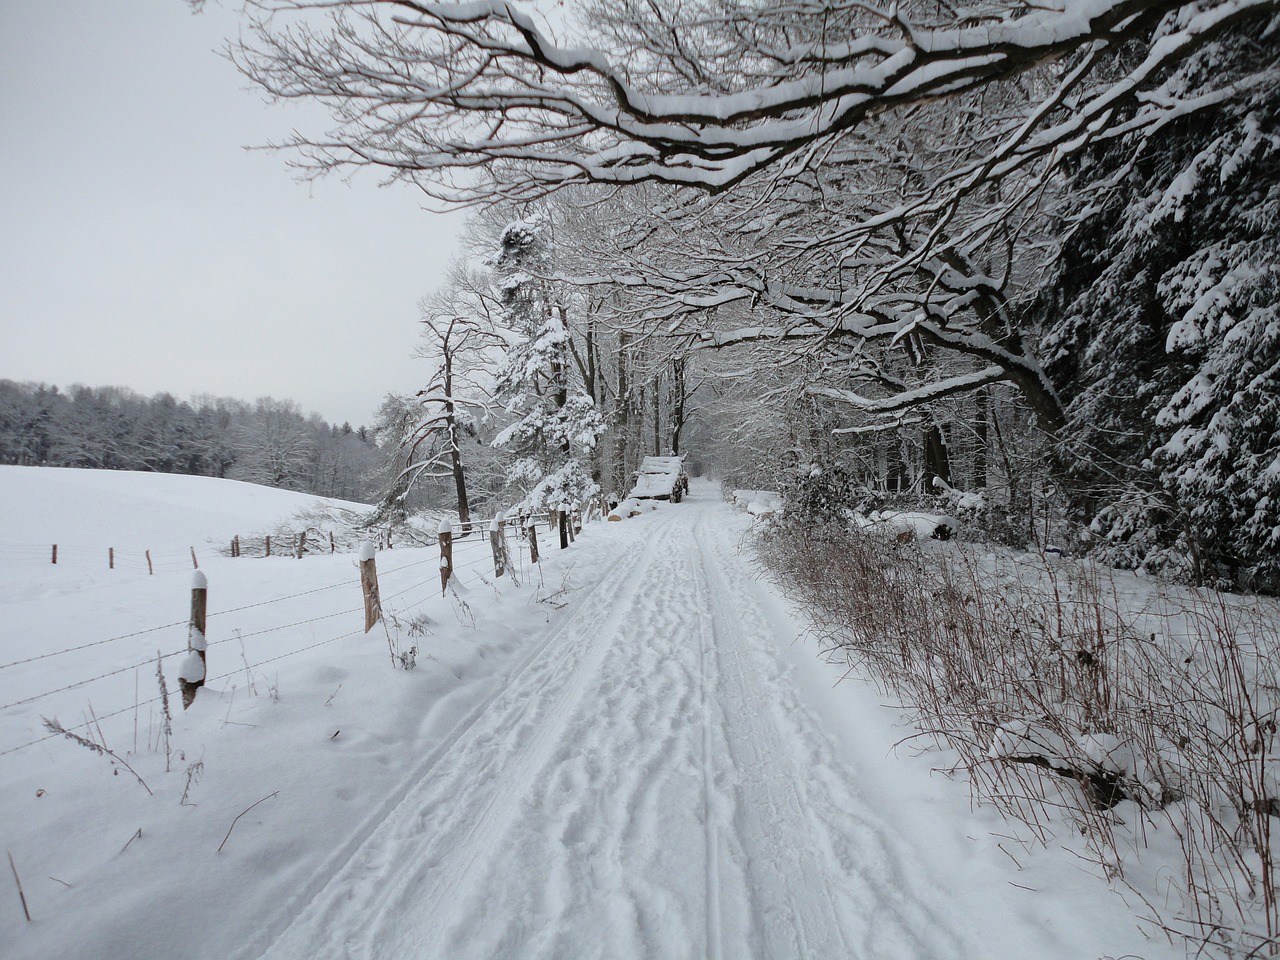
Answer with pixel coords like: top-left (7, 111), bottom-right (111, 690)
top-left (1040, 20), bottom-right (1280, 588)
top-left (489, 215), bottom-right (606, 512)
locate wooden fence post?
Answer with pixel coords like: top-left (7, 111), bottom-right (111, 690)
top-left (190, 547), bottom-right (198, 570)
top-left (359, 542), bottom-right (381, 633)
top-left (558, 509), bottom-right (570, 550)
top-left (527, 518), bottom-right (540, 564)
top-left (179, 571), bottom-right (208, 709)
top-left (146, 550), bottom-right (153, 576)
top-left (265, 535), bottom-right (271, 558)
top-left (329, 531), bottom-right (335, 554)
top-left (109, 547), bottom-right (114, 570)
top-left (296, 531), bottom-right (307, 559)
top-left (490, 512), bottom-right (507, 578)
top-left (51, 544), bottom-right (57, 565)
top-left (438, 520), bottom-right (454, 596)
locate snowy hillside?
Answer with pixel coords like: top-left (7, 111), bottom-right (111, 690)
top-left (0, 465), bottom-right (369, 556)
top-left (1, 474), bottom-right (1177, 960)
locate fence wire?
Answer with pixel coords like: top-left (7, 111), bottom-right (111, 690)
top-left (1, 518), bottom-right (563, 757)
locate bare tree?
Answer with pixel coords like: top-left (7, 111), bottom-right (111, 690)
top-left (224, 0), bottom-right (1278, 426)
top-left (232, 397), bottom-right (315, 490)
top-left (370, 260), bottom-right (506, 526)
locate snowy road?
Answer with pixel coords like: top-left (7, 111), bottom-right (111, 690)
top-left (0, 473), bottom-right (1184, 960)
top-left (247, 494), bottom-right (973, 960)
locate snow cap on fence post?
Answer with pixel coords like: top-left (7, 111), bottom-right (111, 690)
top-left (525, 515), bottom-right (540, 564)
top-left (438, 519), bottom-right (454, 596)
top-left (489, 511), bottom-right (506, 578)
top-left (180, 570), bottom-right (208, 709)
top-left (178, 652), bottom-right (205, 685)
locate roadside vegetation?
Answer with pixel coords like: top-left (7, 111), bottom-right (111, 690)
top-left (759, 517), bottom-right (1280, 956)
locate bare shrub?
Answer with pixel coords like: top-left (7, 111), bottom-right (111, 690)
top-left (758, 519), bottom-right (1280, 954)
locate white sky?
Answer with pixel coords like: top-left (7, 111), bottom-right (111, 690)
top-left (0, 0), bottom-right (464, 427)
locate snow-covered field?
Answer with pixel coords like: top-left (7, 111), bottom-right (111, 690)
top-left (2, 468), bottom-right (1178, 959)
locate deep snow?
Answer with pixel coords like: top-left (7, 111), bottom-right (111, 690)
top-left (1, 468), bottom-right (1179, 959)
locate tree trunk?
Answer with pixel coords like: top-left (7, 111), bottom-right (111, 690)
top-left (442, 354), bottom-right (471, 530)
top-left (973, 387), bottom-right (989, 490)
top-left (924, 424), bottom-right (951, 495)
top-left (670, 357), bottom-right (686, 455)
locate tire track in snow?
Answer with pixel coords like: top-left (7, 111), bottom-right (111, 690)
top-left (432, 511), bottom-right (721, 960)
top-left (692, 508), bottom-right (971, 959)
top-left (695, 543), bottom-right (725, 960)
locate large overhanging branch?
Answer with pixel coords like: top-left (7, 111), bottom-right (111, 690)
top-left (807, 365), bottom-right (1009, 415)
top-left (224, 0), bottom-right (1274, 439)
top-left (234, 0), bottom-right (1279, 198)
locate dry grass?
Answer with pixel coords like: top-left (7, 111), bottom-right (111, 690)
top-left (758, 521), bottom-right (1280, 956)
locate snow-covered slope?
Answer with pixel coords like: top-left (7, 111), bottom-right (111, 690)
top-left (1, 475), bottom-right (1178, 960)
top-left (0, 465), bottom-right (368, 553)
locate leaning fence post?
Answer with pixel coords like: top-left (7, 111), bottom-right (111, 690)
top-left (179, 571), bottom-right (208, 709)
top-left (146, 550), bottom-right (153, 576)
top-left (190, 547), bottom-right (199, 570)
top-left (527, 518), bottom-right (540, 565)
top-left (359, 541), bottom-right (381, 633)
top-left (438, 519), bottom-right (454, 595)
top-left (490, 512), bottom-right (507, 578)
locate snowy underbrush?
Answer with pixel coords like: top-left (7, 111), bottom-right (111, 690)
top-left (759, 520), bottom-right (1280, 958)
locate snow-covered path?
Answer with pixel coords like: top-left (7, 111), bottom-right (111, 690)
top-left (244, 495), bottom-right (972, 960)
top-left (1, 473), bottom-right (1179, 960)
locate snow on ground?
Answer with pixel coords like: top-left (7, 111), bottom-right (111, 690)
top-left (1, 470), bottom-right (1180, 960)
top-left (0, 465), bottom-right (369, 557)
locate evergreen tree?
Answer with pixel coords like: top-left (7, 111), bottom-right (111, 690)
top-left (1040, 23), bottom-right (1280, 587)
top-left (490, 215), bottom-right (606, 512)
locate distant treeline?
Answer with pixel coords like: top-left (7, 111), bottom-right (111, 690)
top-left (0, 380), bottom-right (386, 503)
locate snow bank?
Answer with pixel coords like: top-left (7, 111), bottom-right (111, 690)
top-left (855, 510), bottom-right (959, 541)
top-left (607, 497), bottom-right (658, 520)
top-left (730, 490), bottom-right (782, 517)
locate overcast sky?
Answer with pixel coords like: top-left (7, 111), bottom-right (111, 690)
top-left (0, 0), bottom-right (464, 427)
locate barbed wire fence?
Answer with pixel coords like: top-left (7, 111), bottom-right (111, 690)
top-left (0, 506), bottom-right (587, 759)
